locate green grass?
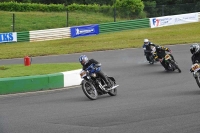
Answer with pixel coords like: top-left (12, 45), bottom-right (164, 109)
top-left (1, 17), bottom-right (200, 78)
top-left (0, 11), bottom-right (125, 32)
top-left (1, 22), bottom-right (200, 59)
top-left (0, 63), bottom-right (81, 78)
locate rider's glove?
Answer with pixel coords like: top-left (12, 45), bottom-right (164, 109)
top-left (169, 49), bottom-right (172, 53)
top-left (95, 63), bottom-right (101, 67)
top-left (159, 58), bottom-right (163, 62)
top-left (190, 68), bottom-right (194, 72)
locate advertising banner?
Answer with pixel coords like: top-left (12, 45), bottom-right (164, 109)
top-left (150, 13), bottom-right (199, 28)
top-left (70, 24), bottom-right (99, 38)
top-left (0, 32), bottom-right (17, 43)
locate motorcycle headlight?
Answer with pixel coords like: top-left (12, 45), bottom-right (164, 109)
top-left (91, 73), bottom-right (96, 78)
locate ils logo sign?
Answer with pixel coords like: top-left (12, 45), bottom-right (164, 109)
top-left (152, 18), bottom-right (160, 27)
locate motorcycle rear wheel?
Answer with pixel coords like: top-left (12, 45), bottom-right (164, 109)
top-left (82, 81), bottom-right (98, 100)
top-left (172, 62), bottom-right (181, 73)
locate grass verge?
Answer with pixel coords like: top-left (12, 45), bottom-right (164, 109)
top-left (0, 63), bottom-right (81, 78)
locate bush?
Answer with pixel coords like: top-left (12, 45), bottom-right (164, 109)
top-left (115, 0), bottom-right (144, 19)
top-left (0, 2), bottom-right (145, 19)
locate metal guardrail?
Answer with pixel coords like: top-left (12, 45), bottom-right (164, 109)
top-left (99, 18), bottom-right (150, 34)
top-left (13, 12), bottom-right (200, 43)
top-left (29, 27), bottom-right (71, 42)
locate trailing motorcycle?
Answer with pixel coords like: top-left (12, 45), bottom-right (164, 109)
top-left (144, 46), bottom-right (158, 64)
top-left (191, 63), bottom-right (200, 88)
top-left (80, 63), bottom-right (119, 100)
top-left (162, 53), bottom-right (181, 73)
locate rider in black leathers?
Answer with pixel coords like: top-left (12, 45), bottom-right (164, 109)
top-left (153, 45), bottom-right (174, 70)
top-left (190, 43), bottom-right (200, 72)
top-left (79, 55), bottom-right (111, 88)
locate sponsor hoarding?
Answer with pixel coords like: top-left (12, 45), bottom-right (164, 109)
top-left (0, 32), bottom-right (17, 43)
top-left (150, 13), bottom-right (199, 28)
top-left (70, 24), bottom-right (99, 38)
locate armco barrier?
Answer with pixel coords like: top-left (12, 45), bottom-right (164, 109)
top-left (29, 27), bottom-right (71, 42)
top-left (198, 12), bottom-right (200, 20)
top-left (17, 31), bottom-right (30, 42)
top-left (0, 69), bottom-right (82, 95)
top-left (7, 12), bottom-right (200, 43)
top-left (99, 18), bottom-right (150, 33)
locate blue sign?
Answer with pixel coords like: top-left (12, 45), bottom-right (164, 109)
top-left (0, 32), bottom-right (17, 43)
top-left (70, 24), bottom-right (99, 38)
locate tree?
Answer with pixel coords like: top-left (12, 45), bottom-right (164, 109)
top-left (115, 0), bottom-right (144, 18)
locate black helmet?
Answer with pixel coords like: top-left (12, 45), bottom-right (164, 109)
top-left (190, 43), bottom-right (200, 54)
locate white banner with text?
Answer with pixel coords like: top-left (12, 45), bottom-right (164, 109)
top-left (150, 13), bottom-right (199, 28)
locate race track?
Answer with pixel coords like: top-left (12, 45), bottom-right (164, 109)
top-left (1, 44), bottom-right (200, 133)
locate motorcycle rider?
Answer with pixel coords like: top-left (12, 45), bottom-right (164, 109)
top-left (79, 55), bottom-right (111, 88)
top-left (153, 45), bottom-right (174, 71)
top-left (190, 43), bottom-right (200, 72)
top-left (142, 39), bottom-right (158, 62)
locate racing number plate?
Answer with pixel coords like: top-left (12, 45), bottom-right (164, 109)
top-left (80, 71), bottom-right (87, 78)
top-left (192, 63), bottom-right (200, 71)
top-left (165, 54), bottom-right (171, 60)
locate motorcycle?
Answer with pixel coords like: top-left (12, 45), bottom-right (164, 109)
top-left (144, 46), bottom-right (158, 64)
top-left (191, 63), bottom-right (200, 88)
top-left (80, 63), bottom-right (119, 100)
top-left (162, 53), bottom-right (181, 73)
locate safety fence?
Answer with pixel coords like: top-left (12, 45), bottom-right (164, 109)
top-left (1, 12), bottom-right (200, 43)
top-left (17, 31), bottom-right (29, 42)
top-left (199, 12), bottom-right (200, 19)
top-left (99, 18), bottom-right (150, 33)
top-left (29, 27), bottom-right (71, 42)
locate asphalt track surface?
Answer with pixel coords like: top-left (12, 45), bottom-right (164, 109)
top-left (1, 44), bottom-right (200, 133)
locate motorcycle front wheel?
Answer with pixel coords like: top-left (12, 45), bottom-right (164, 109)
top-left (195, 73), bottom-right (200, 88)
top-left (149, 55), bottom-right (155, 64)
top-left (82, 80), bottom-right (98, 100)
top-left (107, 78), bottom-right (117, 96)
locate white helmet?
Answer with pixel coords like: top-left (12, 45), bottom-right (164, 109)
top-left (144, 39), bottom-right (149, 43)
top-left (144, 39), bottom-right (149, 45)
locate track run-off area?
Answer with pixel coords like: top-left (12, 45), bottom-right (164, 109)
top-left (1, 44), bottom-right (200, 133)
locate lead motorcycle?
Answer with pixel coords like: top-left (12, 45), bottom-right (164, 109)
top-left (191, 63), bottom-right (200, 88)
top-left (80, 63), bottom-right (119, 100)
top-left (162, 52), bottom-right (181, 73)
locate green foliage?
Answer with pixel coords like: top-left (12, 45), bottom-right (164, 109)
top-left (115, 0), bottom-right (144, 19)
top-left (143, 1), bottom-right (158, 17)
top-left (0, 2), bottom-right (65, 12)
top-left (0, 2), bottom-right (145, 19)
